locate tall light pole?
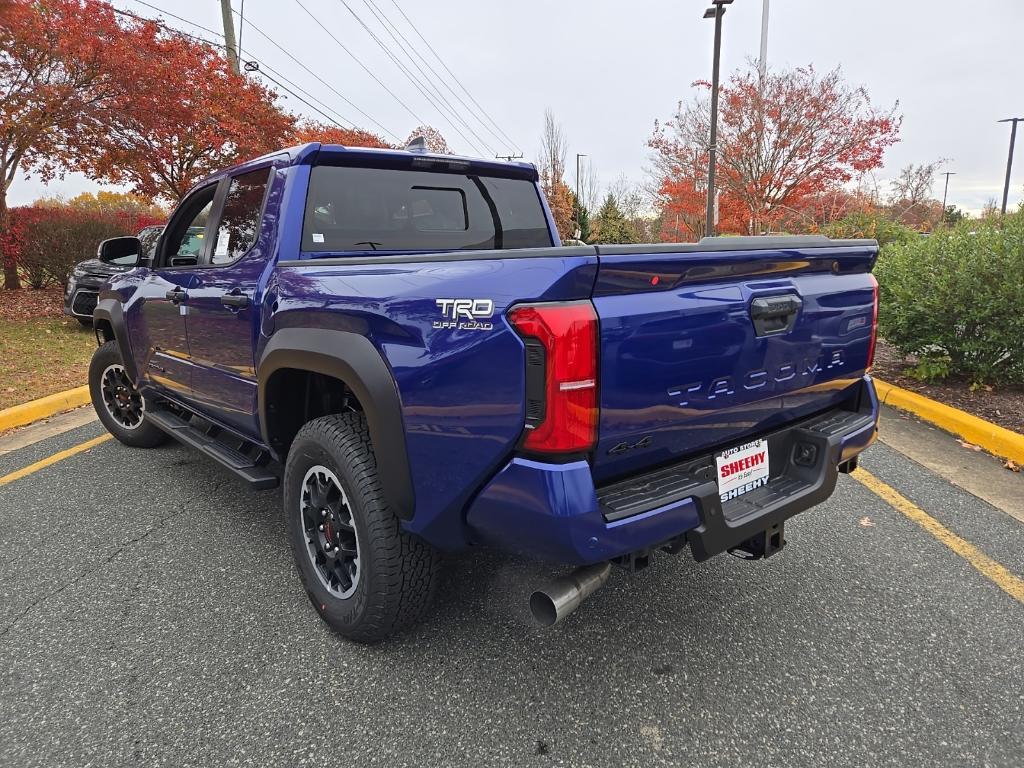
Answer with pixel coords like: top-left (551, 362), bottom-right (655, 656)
top-left (758, 0), bottom-right (769, 79)
top-left (576, 153), bottom-right (587, 207)
top-left (940, 171), bottom-right (955, 223)
top-left (998, 117), bottom-right (1023, 215)
top-left (703, 0), bottom-right (733, 237)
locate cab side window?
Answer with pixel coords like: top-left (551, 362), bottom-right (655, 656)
top-left (209, 168), bottom-right (271, 265)
top-left (162, 185), bottom-right (215, 268)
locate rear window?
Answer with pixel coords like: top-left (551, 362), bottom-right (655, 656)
top-left (302, 166), bottom-right (553, 252)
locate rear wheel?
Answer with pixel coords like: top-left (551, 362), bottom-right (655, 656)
top-left (88, 341), bottom-right (167, 448)
top-left (284, 413), bottom-right (439, 642)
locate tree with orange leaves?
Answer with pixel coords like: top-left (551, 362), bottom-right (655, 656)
top-left (1, 0), bottom-right (127, 288)
top-left (293, 121), bottom-right (393, 149)
top-left (405, 125), bottom-right (450, 153)
top-left (75, 17), bottom-right (295, 203)
top-left (1, 0), bottom-right (296, 287)
top-left (650, 64), bottom-right (901, 237)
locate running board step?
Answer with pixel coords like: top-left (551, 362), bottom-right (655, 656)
top-left (147, 409), bottom-right (279, 490)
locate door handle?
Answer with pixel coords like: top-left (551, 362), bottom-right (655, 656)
top-left (165, 287), bottom-right (187, 304)
top-left (749, 295), bottom-right (803, 337)
top-left (220, 292), bottom-right (250, 309)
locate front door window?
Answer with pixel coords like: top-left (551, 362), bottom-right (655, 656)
top-left (161, 186), bottom-right (216, 268)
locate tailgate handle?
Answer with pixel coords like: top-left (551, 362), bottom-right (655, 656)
top-left (750, 295), bottom-right (802, 337)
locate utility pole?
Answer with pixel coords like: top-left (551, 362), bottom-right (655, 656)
top-left (703, 0), bottom-right (733, 237)
top-left (998, 117), bottom-right (1023, 215)
top-left (940, 171), bottom-right (955, 224)
top-left (219, 0), bottom-right (240, 75)
top-left (758, 0), bottom-right (769, 79)
top-left (576, 153), bottom-right (587, 207)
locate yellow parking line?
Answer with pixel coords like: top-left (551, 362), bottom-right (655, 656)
top-left (0, 434), bottom-right (112, 488)
top-left (851, 467), bottom-right (1024, 604)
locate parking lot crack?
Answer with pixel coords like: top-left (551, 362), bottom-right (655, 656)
top-left (0, 486), bottom-right (211, 642)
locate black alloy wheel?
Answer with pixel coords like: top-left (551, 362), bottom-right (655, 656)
top-left (300, 464), bottom-right (361, 599)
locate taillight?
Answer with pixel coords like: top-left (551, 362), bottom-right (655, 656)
top-left (866, 273), bottom-right (879, 371)
top-left (507, 301), bottom-right (598, 454)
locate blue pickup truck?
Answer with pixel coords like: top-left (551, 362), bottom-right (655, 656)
top-left (89, 142), bottom-right (879, 641)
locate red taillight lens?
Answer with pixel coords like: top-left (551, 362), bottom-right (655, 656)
top-left (867, 273), bottom-right (879, 371)
top-left (508, 301), bottom-right (598, 454)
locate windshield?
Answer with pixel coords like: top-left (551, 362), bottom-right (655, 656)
top-left (302, 166), bottom-right (553, 253)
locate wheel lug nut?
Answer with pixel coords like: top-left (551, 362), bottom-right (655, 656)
top-left (319, 524), bottom-right (325, 531)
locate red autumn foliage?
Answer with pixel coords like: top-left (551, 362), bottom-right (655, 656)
top-left (0, 204), bottom-right (163, 287)
top-left (774, 186), bottom-right (878, 233)
top-left (405, 125), bottom-right (451, 153)
top-left (292, 121), bottom-right (394, 149)
top-left (1, 0), bottom-right (130, 287)
top-left (0, 0), bottom-right (303, 287)
top-left (73, 19), bottom-right (295, 202)
top-left (651, 64), bottom-right (901, 236)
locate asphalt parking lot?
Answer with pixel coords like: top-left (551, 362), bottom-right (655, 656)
top-left (1, 408), bottom-right (1022, 768)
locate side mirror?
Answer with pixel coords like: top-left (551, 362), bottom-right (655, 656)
top-left (97, 236), bottom-right (143, 267)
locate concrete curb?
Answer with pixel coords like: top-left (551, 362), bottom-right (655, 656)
top-left (0, 386), bottom-right (91, 434)
top-left (875, 378), bottom-right (1024, 465)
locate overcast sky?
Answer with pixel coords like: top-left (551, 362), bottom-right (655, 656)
top-left (11, 0), bottom-right (1023, 214)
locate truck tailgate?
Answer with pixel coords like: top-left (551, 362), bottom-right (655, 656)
top-left (590, 237), bottom-right (877, 484)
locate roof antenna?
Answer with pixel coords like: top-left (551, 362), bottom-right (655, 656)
top-left (405, 136), bottom-right (428, 153)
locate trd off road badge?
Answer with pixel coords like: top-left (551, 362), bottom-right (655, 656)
top-left (434, 298), bottom-right (494, 331)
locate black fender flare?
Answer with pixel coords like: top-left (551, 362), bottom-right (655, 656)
top-left (258, 328), bottom-right (415, 520)
top-left (93, 297), bottom-right (139, 383)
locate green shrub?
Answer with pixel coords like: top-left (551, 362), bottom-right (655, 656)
top-left (824, 210), bottom-right (918, 249)
top-left (875, 211), bottom-right (1024, 384)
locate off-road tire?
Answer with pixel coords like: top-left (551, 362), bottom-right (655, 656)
top-left (88, 341), bottom-right (167, 448)
top-left (284, 413), bottom-right (440, 642)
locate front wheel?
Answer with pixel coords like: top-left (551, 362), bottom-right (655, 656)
top-left (284, 413), bottom-right (439, 642)
top-left (88, 341), bottom-right (167, 448)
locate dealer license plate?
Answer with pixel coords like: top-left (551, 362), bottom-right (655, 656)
top-left (715, 439), bottom-right (770, 503)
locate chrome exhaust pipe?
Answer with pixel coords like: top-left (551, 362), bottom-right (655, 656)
top-left (529, 562), bottom-right (612, 627)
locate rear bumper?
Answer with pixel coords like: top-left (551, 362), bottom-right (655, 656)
top-left (465, 375), bottom-right (878, 565)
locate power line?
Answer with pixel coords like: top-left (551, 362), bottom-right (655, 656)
top-left (289, 0), bottom-right (431, 136)
top-left (120, 0), bottom-right (223, 43)
top-left (115, 3), bottom-right (350, 129)
top-left (357, 0), bottom-right (496, 155)
top-left (388, 0), bottom-right (522, 154)
top-left (114, 6), bottom-right (350, 131)
top-left (365, 0), bottom-right (514, 155)
top-left (332, 0), bottom-right (489, 155)
top-left (121, 0), bottom-right (401, 141)
top-left (254, 68), bottom-right (351, 129)
top-left (227, 7), bottom-right (402, 142)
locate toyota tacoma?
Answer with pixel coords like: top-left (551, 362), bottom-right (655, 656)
top-left (88, 142), bottom-right (879, 641)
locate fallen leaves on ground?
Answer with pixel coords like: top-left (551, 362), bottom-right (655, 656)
top-left (958, 440), bottom-right (983, 452)
top-left (0, 286), bottom-right (66, 320)
top-left (859, 516), bottom-right (875, 527)
top-left (1005, 460), bottom-right (1020, 473)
